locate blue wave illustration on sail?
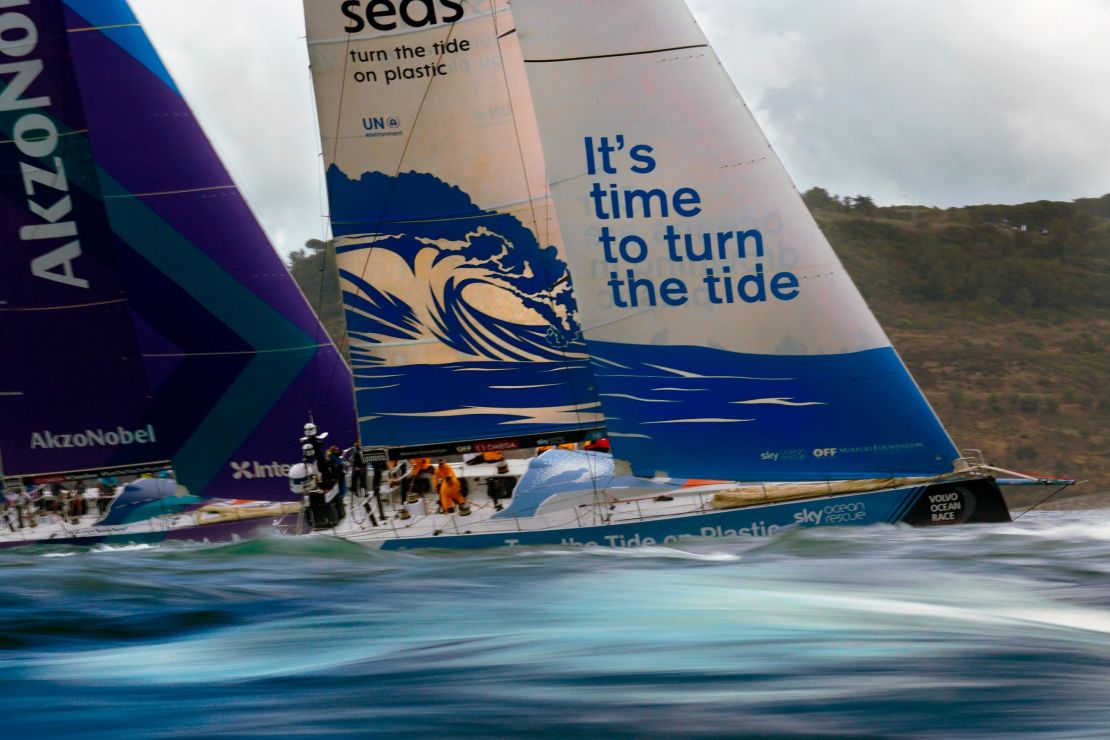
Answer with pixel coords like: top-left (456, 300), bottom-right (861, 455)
top-left (330, 167), bottom-right (581, 363)
top-left (590, 341), bottom-right (958, 481)
top-left (325, 166), bottom-right (599, 447)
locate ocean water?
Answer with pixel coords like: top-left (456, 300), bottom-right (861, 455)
top-left (2, 511), bottom-right (1108, 738)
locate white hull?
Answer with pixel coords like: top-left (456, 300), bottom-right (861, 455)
top-left (311, 458), bottom-right (1010, 551)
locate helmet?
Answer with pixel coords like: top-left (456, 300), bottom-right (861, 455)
top-left (287, 462), bottom-right (314, 494)
top-left (304, 422), bottom-right (317, 437)
top-left (301, 443), bottom-right (315, 459)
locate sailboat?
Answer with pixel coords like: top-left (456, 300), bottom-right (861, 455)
top-left (290, 0), bottom-right (1079, 550)
top-left (0, 0), bottom-right (354, 547)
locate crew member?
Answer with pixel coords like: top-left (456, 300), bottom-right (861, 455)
top-left (301, 421), bottom-right (329, 465)
top-left (326, 445), bottom-right (346, 519)
top-left (410, 457), bottom-right (432, 495)
top-left (370, 456), bottom-right (386, 519)
top-left (466, 450), bottom-right (505, 464)
top-left (434, 460), bottom-right (467, 515)
top-left (349, 442), bottom-right (367, 497)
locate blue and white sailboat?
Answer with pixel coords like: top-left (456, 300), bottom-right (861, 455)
top-left (296, 0), bottom-right (1064, 549)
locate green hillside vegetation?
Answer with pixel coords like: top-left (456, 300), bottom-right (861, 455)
top-left (805, 188), bottom-right (1109, 494)
top-left (287, 238), bottom-right (347, 351)
top-left (289, 192), bottom-right (1110, 493)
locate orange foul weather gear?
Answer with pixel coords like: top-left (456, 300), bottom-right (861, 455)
top-left (435, 463), bottom-right (465, 512)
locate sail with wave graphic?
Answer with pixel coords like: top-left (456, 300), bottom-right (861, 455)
top-left (304, 0), bottom-right (602, 453)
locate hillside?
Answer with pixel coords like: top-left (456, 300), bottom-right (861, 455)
top-left (808, 189), bottom-right (1109, 495)
top-left (289, 192), bottom-right (1110, 494)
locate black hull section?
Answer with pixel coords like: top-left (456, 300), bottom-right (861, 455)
top-left (901, 477), bottom-right (1011, 526)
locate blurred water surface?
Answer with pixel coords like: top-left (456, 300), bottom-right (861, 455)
top-left (2, 510), bottom-right (1108, 738)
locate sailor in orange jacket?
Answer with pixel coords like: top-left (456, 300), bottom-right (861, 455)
top-left (409, 457), bottom-right (432, 494)
top-left (434, 460), bottom-right (467, 514)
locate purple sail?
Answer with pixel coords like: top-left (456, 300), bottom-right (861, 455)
top-left (0, 0), bottom-right (162, 479)
top-left (0, 0), bottom-right (356, 500)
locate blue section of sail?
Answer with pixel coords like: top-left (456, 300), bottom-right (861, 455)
top-left (325, 166), bottom-right (601, 448)
top-left (61, 0), bottom-right (180, 95)
top-left (350, 361), bottom-right (599, 449)
top-left (590, 341), bottom-right (958, 481)
top-left (327, 167), bottom-right (580, 353)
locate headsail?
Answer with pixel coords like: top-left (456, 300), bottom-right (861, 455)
top-left (513, 0), bottom-right (959, 480)
top-left (2, 0), bottom-right (356, 498)
top-left (303, 0), bottom-right (602, 455)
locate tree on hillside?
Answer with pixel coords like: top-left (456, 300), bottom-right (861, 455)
top-left (288, 239), bottom-right (347, 352)
top-left (802, 186), bottom-right (840, 211)
top-left (851, 194), bottom-right (877, 216)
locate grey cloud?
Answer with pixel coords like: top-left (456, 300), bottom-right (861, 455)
top-left (130, 0), bottom-right (1110, 260)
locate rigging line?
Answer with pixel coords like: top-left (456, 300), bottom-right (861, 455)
top-left (1013, 482), bottom-right (1076, 520)
top-left (490, 4), bottom-right (586, 439)
top-left (0, 128), bottom-right (89, 146)
top-left (67, 23), bottom-right (141, 33)
top-left (352, 21), bottom-right (457, 291)
top-left (304, 60), bottom-right (348, 419)
top-left (491, 3), bottom-right (600, 479)
top-left (310, 26), bottom-right (360, 420)
top-left (0, 298), bottom-right (127, 312)
top-left (341, 21), bottom-right (458, 450)
top-left (492, 6), bottom-right (543, 260)
top-left (523, 44), bottom-right (708, 64)
top-left (372, 24), bottom-right (459, 450)
top-left (103, 184), bottom-right (235, 199)
top-left (142, 342), bottom-right (337, 358)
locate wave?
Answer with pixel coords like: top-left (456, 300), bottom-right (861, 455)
top-left (329, 170), bottom-right (584, 365)
top-left (732, 397), bottom-right (827, 407)
top-left (643, 417), bottom-right (756, 424)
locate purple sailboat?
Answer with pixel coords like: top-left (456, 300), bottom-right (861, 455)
top-left (0, 0), bottom-right (354, 547)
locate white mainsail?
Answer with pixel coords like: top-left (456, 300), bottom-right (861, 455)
top-left (512, 0), bottom-right (958, 480)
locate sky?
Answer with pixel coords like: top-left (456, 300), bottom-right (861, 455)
top-left (128, 0), bottom-right (1110, 257)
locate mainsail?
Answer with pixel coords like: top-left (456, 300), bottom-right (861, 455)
top-left (0, 0), bottom-right (355, 498)
top-left (303, 0), bottom-right (602, 456)
top-left (0, 0), bottom-right (160, 481)
top-left (512, 0), bottom-right (959, 481)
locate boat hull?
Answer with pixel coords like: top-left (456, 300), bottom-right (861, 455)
top-left (340, 477), bottom-right (1009, 551)
top-left (0, 513), bottom-right (297, 550)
